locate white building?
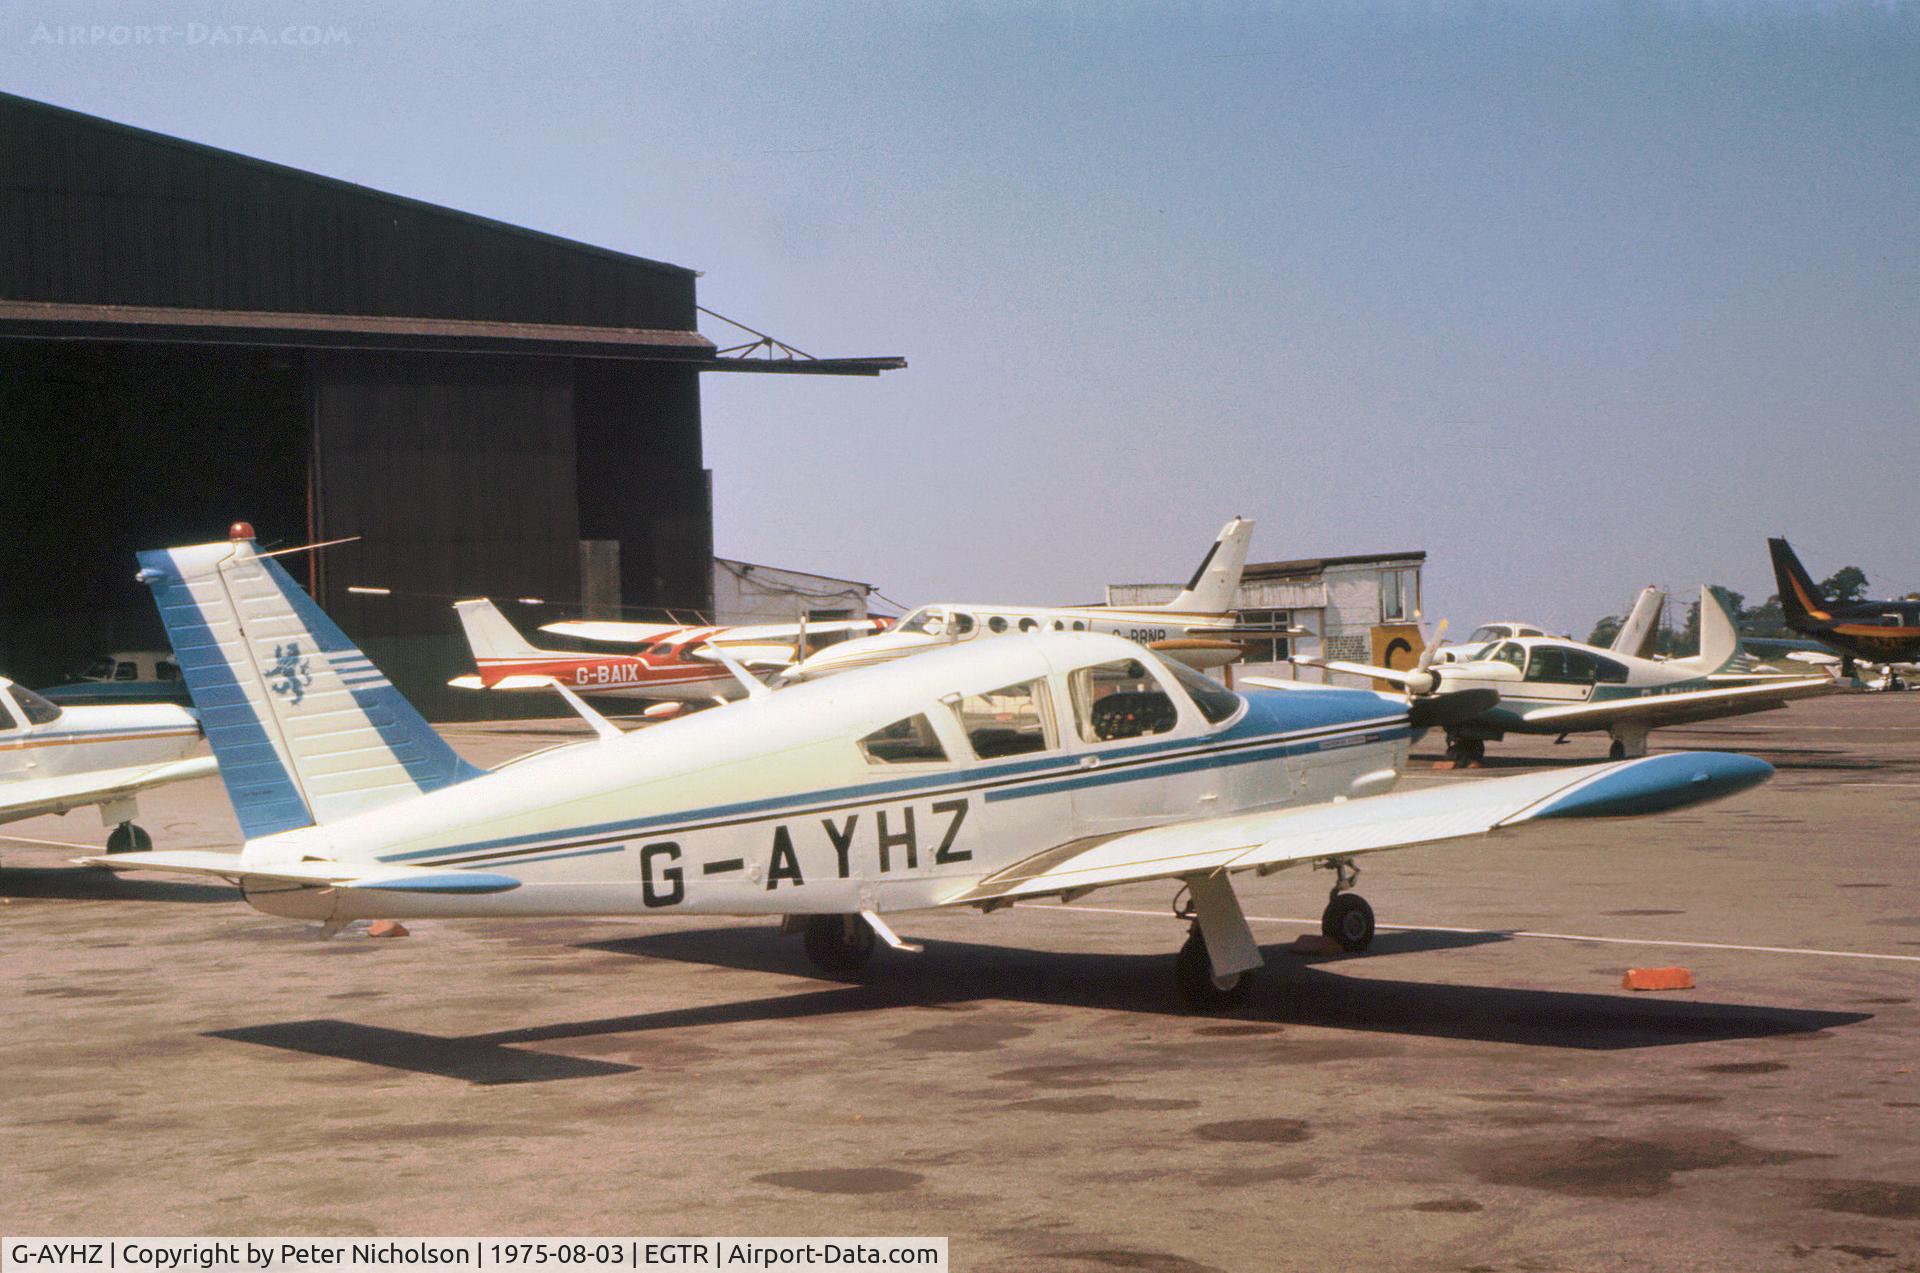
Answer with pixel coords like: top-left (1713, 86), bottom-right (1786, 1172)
top-left (1108, 551), bottom-right (1426, 686)
top-left (711, 557), bottom-right (875, 626)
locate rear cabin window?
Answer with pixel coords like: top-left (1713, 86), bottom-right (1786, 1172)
top-left (987, 616), bottom-right (1009, 634)
top-left (952, 680), bottom-right (1054, 758)
top-left (0, 697), bottom-right (17, 729)
top-left (1070, 658), bottom-right (1180, 742)
top-left (1165, 658), bottom-right (1242, 725)
top-left (114, 662), bottom-right (138, 681)
top-left (1592, 654), bottom-right (1629, 683)
top-left (157, 661), bottom-right (181, 682)
top-left (13, 687), bottom-right (62, 725)
top-left (858, 714), bottom-right (948, 765)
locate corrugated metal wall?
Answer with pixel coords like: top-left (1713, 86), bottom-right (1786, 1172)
top-left (0, 92), bottom-right (695, 328)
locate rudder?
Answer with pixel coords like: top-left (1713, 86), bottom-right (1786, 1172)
top-left (138, 525), bottom-right (482, 839)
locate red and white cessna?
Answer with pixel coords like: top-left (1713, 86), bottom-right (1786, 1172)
top-left (449, 600), bottom-right (887, 707)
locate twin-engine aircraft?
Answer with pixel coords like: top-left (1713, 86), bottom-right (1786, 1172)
top-left (1292, 587), bottom-right (1830, 764)
top-left (0, 675), bottom-right (213, 853)
top-left (93, 524), bottom-right (1773, 1007)
top-left (450, 599), bottom-right (887, 707)
top-left (1769, 537), bottom-right (1920, 675)
top-left (779, 517), bottom-right (1271, 682)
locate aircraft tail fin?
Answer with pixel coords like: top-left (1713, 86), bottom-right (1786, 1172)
top-left (1160, 518), bottom-right (1254, 613)
top-left (1610, 586), bottom-right (1665, 660)
top-left (136, 525), bottom-right (484, 840)
top-left (1769, 537), bottom-right (1831, 625)
top-left (454, 598), bottom-right (549, 663)
top-left (1675, 585), bottom-right (1744, 674)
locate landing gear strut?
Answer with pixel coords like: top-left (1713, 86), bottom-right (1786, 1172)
top-left (1175, 924), bottom-right (1252, 1009)
top-left (802, 914), bottom-right (875, 975)
top-left (1319, 857), bottom-right (1375, 952)
top-left (105, 822), bottom-right (151, 854)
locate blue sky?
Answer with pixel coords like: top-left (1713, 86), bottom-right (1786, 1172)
top-left (6, 1), bottom-right (1915, 633)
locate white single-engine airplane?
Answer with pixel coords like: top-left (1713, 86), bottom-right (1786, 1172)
top-left (1436, 586), bottom-right (1664, 665)
top-left (1294, 587), bottom-right (1831, 765)
top-left (780, 517), bottom-right (1272, 682)
top-left (0, 674), bottom-right (213, 853)
top-left (93, 524), bottom-right (1773, 1007)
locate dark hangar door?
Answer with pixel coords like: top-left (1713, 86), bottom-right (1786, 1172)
top-left (306, 350), bottom-right (580, 720)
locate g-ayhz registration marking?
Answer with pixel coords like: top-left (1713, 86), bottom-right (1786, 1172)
top-left (637, 797), bottom-right (972, 907)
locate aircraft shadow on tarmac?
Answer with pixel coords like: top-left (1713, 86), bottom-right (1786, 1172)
top-left (206, 926), bottom-right (1869, 1085)
top-left (0, 863), bottom-right (236, 904)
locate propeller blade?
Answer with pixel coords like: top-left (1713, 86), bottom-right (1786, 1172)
top-left (1407, 687), bottom-right (1500, 729)
top-left (1415, 616), bottom-right (1450, 672)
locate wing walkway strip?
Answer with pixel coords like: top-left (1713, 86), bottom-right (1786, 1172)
top-left (1022, 902), bottom-right (1920, 964)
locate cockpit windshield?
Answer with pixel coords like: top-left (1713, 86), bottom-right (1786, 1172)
top-left (1466, 626), bottom-right (1505, 645)
top-left (894, 608), bottom-right (942, 636)
top-left (1480, 641), bottom-right (1527, 670)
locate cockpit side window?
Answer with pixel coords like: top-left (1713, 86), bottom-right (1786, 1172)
top-left (951, 680), bottom-right (1056, 758)
top-left (952, 612), bottom-right (976, 635)
top-left (0, 695), bottom-right (18, 730)
top-left (858, 714), bottom-right (949, 765)
top-left (1069, 658), bottom-right (1181, 742)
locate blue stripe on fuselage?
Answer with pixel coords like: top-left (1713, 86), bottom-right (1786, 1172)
top-left (373, 685), bottom-right (1406, 867)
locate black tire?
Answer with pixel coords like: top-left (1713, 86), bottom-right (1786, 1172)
top-left (1608, 738), bottom-right (1627, 761)
top-left (106, 823), bottom-right (152, 854)
top-left (1321, 893), bottom-right (1375, 952)
top-left (1176, 927), bottom-right (1251, 1010)
top-left (803, 914), bottom-right (875, 974)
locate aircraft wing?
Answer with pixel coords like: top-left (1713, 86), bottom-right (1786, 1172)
top-left (945, 752), bottom-right (1770, 907)
top-left (539, 620), bottom-right (685, 645)
top-left (1516, 678), bottom-right (1832, 730)
top-left (76, 850), bottom-right (521, 895)
top-left (0, 755), bottom-right (219, 825)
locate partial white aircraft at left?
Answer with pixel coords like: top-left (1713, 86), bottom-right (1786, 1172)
top-left (0, 674), bottom-right (213, 852)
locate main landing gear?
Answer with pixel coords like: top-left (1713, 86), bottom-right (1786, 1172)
top-left (1176, 924), bottom-right (1251, 1010)
top-left (1443, 732), bottom-right (1486, 766)
top-left (105, 822), bottom-right (152, 854)
top-left (1319, 857), bottom-right (1375, 953)
top-left (801, 914), bottom-right (875, 975)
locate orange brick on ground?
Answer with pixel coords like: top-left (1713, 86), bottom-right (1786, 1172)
top-left (1622, 966), bottom-right (1693, 991)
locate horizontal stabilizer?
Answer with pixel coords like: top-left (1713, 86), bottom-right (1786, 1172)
top-left (0, 755), bottom-right (218, 823)
top-left (447, 674), bottom-right (561, 691)
top-left (78, 849), bottom-right (521, 895)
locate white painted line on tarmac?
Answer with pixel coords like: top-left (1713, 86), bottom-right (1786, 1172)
top-left (1021, 902), bottom-right (1920, 964)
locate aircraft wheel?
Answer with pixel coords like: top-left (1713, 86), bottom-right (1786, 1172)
top-left (1175, 926), bottom-right (1251, 1010)
top-left (1609, 739), bottom-right (1627, 761)
top-left (106, 822), bottom-right (152, 854)
top-left (803, 914), bottom-right (875, 975)
top-left (1321, 893), bottom-right (1375, 952)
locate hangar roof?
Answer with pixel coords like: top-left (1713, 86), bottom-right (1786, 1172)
top-left (0, 92), bottom-right (903, 373)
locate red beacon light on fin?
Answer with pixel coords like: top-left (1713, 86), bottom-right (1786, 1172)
top-left (229, 521), bottom-right (256, 541)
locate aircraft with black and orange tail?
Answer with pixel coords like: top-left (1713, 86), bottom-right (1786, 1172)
top-left (1768, 537), bottom-right (1920, 677)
